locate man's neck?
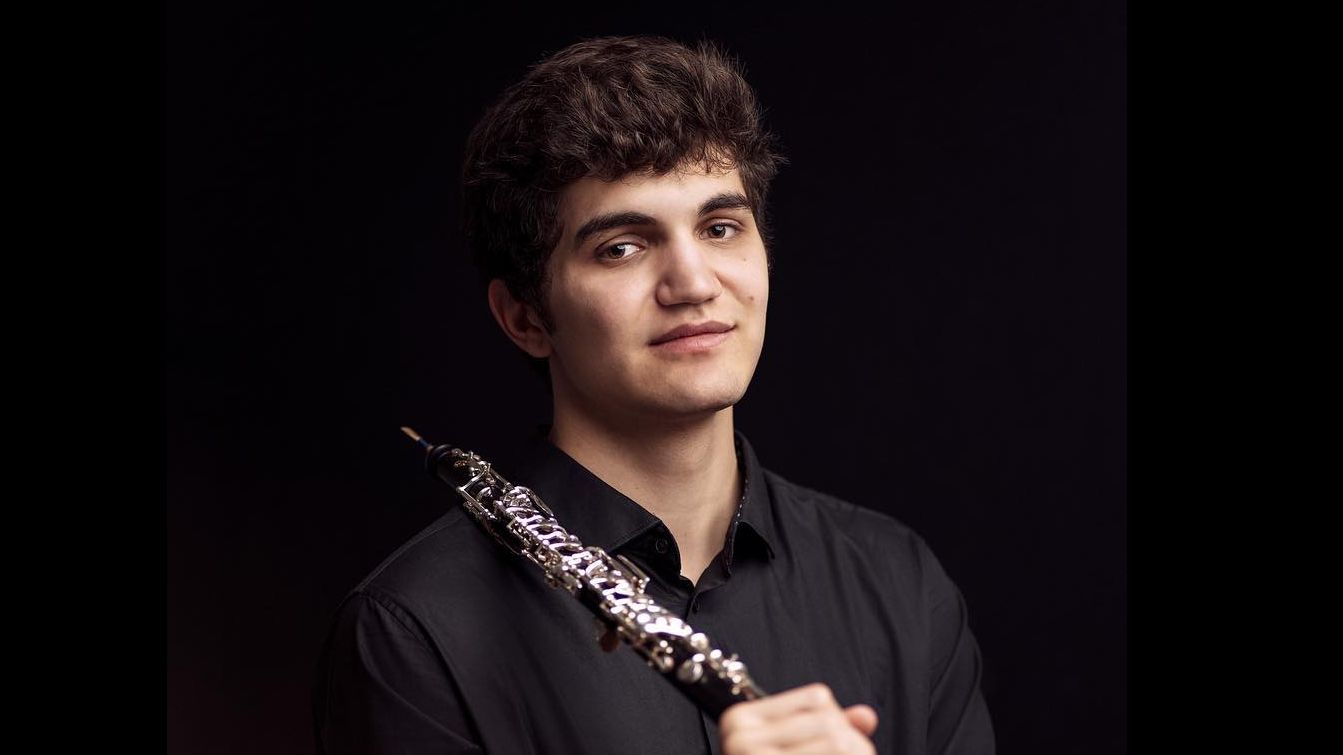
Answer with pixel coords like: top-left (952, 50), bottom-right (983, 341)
top-left (548, 407), bottom-right (742, 586)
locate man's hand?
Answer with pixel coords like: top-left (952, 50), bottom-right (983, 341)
top-left (719, 682), bottom-right (879, 754)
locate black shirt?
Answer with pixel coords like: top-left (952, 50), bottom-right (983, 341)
top-left (313, 430), bottom-right (994, 754)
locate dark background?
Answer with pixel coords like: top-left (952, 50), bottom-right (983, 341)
top-left (166, 2), bottom-right (1125, 753)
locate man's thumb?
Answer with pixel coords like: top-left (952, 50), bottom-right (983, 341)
top-left (844, 704), bottom-right (879, 737)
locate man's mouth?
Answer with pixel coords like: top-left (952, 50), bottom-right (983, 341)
top-left (650, 321), bottom-right (734, 345)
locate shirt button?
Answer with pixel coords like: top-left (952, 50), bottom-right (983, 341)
top-left (654, 537), bottom-right (669, 554)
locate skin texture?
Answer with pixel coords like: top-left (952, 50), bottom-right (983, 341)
top-left (721, 683), bottom-right (879, 754)
top-left (491, 163), bottom-right (770, 430)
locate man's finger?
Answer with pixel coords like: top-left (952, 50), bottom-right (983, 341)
top-left (844, 704), bottom-right (879, 737)
top-left (722, 683), bottom-right (838, 729)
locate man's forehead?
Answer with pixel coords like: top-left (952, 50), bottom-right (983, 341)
top-left (559, 165), bottom-right (747, 220)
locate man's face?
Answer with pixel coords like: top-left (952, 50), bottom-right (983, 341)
top-left (540, 163), bottom-right (770, 426)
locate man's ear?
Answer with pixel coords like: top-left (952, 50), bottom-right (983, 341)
top-left (487, 279), bottom-right (553, 359)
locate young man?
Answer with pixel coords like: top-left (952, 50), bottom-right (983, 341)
top-left (314, 35), bottom-right (994, 755)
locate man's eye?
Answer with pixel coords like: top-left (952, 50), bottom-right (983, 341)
top-left (599, 242), bottom-right (639, 260)
top-left (706, 223), bottom-right (739, 240)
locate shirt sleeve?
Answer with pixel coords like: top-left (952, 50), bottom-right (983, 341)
top-left (313, 590), bottom-right (484, 754)
top-left (919, 537), bottom-right (996, 755)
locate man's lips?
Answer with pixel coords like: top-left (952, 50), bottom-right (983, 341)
top-left (650, 321), bottom-right (734, 345)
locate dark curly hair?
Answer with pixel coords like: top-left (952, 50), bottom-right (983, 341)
top-left (461, 35), bottom-right (787, 339)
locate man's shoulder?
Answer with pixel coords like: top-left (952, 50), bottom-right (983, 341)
top-left (346, 505), bottom-right (498, 611)
top-left (760, 466), bottom-right (930, 575)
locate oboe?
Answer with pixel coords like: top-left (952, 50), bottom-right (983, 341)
top-left (400, 427), bottom-right (767, 720)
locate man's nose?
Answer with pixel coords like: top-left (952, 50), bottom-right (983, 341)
top-left (655, 234), bottom-right (723, 306)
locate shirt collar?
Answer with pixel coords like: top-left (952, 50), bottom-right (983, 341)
top-left (508, 426), bottom-right (777, 573)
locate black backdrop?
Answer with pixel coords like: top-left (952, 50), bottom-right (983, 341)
top-left (166, 2), bottom-right (1126, 753)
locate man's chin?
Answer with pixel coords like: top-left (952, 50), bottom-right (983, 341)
top-left (650, 388), bottom-right (743, 419)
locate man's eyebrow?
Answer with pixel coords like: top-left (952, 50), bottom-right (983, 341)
top-left (572, 211), bottom-right (658, 249)
top-left (697, 191), bottom-right (753, 217)
top-left (570, 191), bottom-right (754, 248)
